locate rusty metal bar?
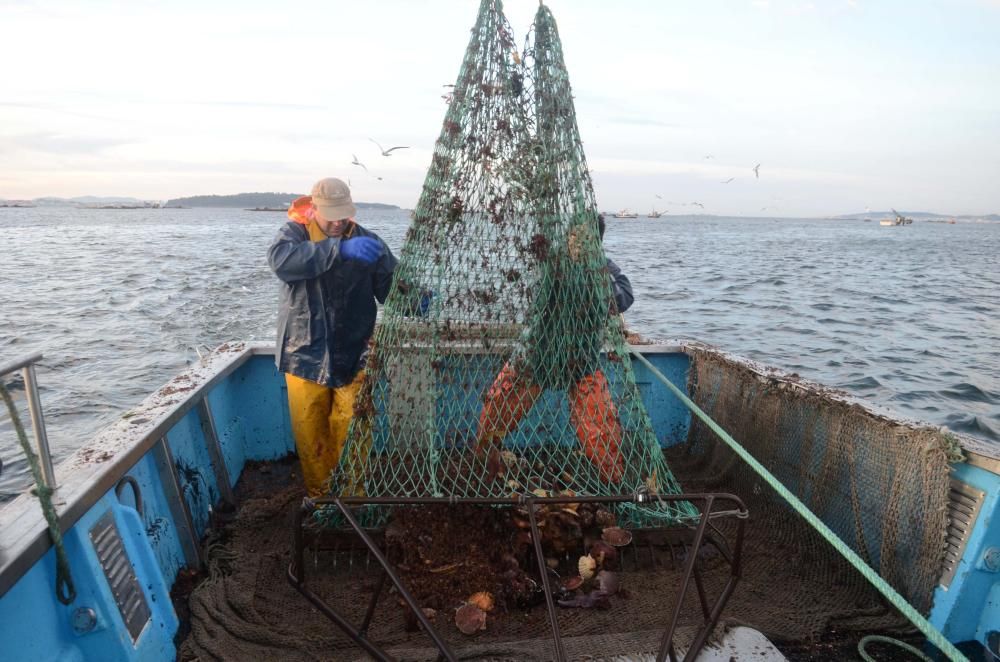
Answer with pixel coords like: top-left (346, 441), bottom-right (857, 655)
top-left (331, 499), bottom-right (457, 661)
top-left (658, 495), bottom-right (715, 661)
top-left (360, 570), bottom-right (388, 635)
top-left (287, 503), bottom-right (394, 661)
top-left (527, 496), bottom-right (566, 662)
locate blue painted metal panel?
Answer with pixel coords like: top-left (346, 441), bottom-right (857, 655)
top-left (233, 357), bottom-right (295, 460)
top-left (206, 379), bottom-right (248, 489)
top-left (0, 546), bottom-right (84, 661)
top-left (166, 407), bottom-right (219, 537)
top-left (631, 352), bottom-right (692, 447)
top-left (115, 453), bottom-right (188, 590)
top-left (930, 462), bottom-right (1000, 647)
top-left (208, 358), bottom-right (293, 475)
top-left (0, 496), bottom-right (177, 661)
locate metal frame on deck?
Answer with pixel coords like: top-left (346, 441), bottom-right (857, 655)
top-left (288, 492), bottom-right (747, 662)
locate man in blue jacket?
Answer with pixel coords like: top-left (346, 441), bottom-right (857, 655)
top-left (267, 177), bottom-right (397, 496)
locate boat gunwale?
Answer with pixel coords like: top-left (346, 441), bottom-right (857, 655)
top-left (677, 339), bottom-right (1000, 470)
top-left (0, 341), bottom-right (268, 598)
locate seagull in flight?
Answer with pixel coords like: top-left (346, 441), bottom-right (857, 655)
top-left (351, 154), bottom-right (368, 172)
top-left (721, 177), bottom-right (735, 184)
top-left (704, 155), bottom-right (714, 160)
top-left (691, 202), bottom-right (705, 209)
top-left (655, 194), bottom-right (663, 199)
top-left (753, 163), bottom-right (761, 179)
top-left (369, 138), bottom-right (410, 157)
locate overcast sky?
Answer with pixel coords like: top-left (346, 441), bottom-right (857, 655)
top-left (1, 0), bottom-right (998, 216)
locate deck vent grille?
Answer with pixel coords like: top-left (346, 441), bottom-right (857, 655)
top-left (939, 479), bottom-right (985, 589)
top-left (89, 510), bottom-right (151, 642)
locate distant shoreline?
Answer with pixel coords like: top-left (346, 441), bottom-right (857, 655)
top-left (2, 201), bottom-right (995, 221)
top-left (1, 192), bottom-right (401, 211)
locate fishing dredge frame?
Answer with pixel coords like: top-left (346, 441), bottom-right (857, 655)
top-left (288, 493), bottom-right (746, 662)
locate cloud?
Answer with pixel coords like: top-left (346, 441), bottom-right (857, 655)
top-left (0, 131), bottom-right (133, 155)
top-left (606, 116), bottom-right (684, 129)
top-left (0, 101), bottom-right (115, 122)
top-left (186, 100), bottom-right (328, 111)
top-left (589, 156), bottom-right (862, 184)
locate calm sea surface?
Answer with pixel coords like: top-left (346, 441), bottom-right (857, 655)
top-left (1, 207), bottom-right (998, 499)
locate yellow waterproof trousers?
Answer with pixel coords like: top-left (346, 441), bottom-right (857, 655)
top-left (285, 371), bottom-right (365, 497)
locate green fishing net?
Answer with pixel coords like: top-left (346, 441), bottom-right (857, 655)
top-left (330, 0), bottom-right (696, 527)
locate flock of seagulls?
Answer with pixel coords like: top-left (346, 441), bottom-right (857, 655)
top-left (716, 162), bottom-right (762, 186)
top-left (348, 134), bottom-right (766, 215)
top-left (350, 137), bottom-right (411, 183)
top-left (649, 159), bottom-right (765, 214)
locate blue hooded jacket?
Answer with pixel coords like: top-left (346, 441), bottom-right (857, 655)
top-left (268, 221), bottom-right (397, 387)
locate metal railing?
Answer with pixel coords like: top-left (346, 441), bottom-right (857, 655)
top-left (0, 352), bottom-right (57, 489)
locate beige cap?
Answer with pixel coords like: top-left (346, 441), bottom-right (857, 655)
top-left (310, 177), bottom-right (356, 220)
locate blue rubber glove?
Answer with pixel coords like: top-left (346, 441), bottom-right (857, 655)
top-left (339, 237), bottom-right (383, 264)
top-left (418, 290), bottom-right (433, 316)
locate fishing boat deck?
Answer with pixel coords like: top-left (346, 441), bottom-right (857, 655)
top-left (176, 456), bottom-right (923, 661)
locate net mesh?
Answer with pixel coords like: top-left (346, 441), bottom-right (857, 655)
top-left (329, 0), bottom-right (694, 526)
top-left (680, 346), bottom-right (955, 615)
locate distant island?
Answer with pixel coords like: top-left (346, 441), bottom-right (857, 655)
top-left (2, 196), bottom-right (992, 220)
top-left (163, 192), bottom-right (399, 210)
top-left (834, 211), bottom-right (1000, 222)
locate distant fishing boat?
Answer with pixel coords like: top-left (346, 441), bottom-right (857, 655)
top-left (880, 209), bottom-right (913, 226)
top-left (648, 210), bottom-right (662, 218)
top-left (613, 209), bottom-right (638, 218)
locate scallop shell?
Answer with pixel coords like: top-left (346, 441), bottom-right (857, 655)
top-left (594, 509), bottom-right (617, 529)
top-left (601, 527), bottom-right (633, 547)
top-left (455, 604), bottom-right (487, 635)
top-left (589, 540), bottom-right (618, 569)
top-left (578, 554), bottom-right (597, 580)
